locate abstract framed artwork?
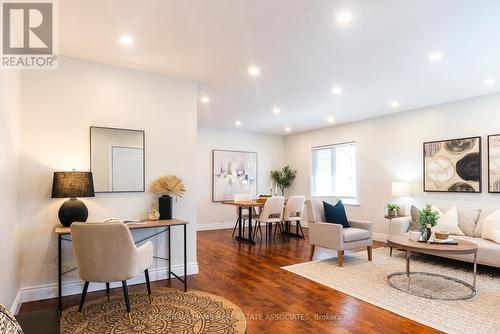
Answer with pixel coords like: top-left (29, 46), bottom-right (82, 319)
top-left (212, 150), bottom-right (258, 202)
top-left (423, 136), bottom-right (481, 193)
top-left (488, 134), bottom-right (500, 193)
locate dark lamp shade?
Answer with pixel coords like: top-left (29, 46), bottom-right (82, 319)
top-left (51, 171), bottom-right (95, 198)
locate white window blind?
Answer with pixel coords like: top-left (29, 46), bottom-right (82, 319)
top-left (311, 142), bottom-right (358, 200)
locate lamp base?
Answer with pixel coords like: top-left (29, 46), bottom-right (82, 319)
top-left (58, 198), bottom-right (88, 227)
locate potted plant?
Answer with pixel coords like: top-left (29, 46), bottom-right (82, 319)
top-left (150, 175), bottom-right (186, 220)
top-left (417, 204), bottom-right (440, 241)
top-left (270, 165), bottom-right (297, 197)
top-left (386, 203), bottom-right (399, 217)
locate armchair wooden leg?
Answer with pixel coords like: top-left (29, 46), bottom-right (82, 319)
top-left (144, 269), bottom-right (152, 303)
top-left (309, 245), bottom-right (316, 261)
top-left (390, 246), bottom-right (393, 257)
top-left (77, 281), bottom-right (89, 321)
top-left (337, 251), bottom-right (344, 267)
top-left (367, 246), bottom-right (373, 261)
top-left (122, 281), bottom-right (132, 324)
top-left (106, 282), bottom-right (110, 301)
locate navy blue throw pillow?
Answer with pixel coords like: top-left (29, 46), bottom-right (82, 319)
top-left (323, 201), bottom-right (350, 228)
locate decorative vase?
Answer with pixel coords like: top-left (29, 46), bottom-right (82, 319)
top-left (396, 206), bottom-right (405, 217)
top-left (387, 209), bottom-right (397, 217)
top-left (426, 224), bottom-right (432, 242)
top-left (158, 195), bottom-right (172, 220)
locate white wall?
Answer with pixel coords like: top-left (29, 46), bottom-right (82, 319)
top-left (0, 71), bottom-right (21, 311)
top-left (18, 57), bottom-right (198, 301)
top-left (284, 93), bottom-right (500, 237)
top-left (197, 128), bottom-right (283, 229)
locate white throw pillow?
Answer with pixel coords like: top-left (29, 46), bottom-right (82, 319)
top-left (482, 210), bottom-right (500, 244)
top-left (432, 206), bottom-right (464, 236)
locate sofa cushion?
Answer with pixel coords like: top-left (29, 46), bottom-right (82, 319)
top-left (482, 210), bottom-right (500, 244)
top-left (457, 209), bottom-right (481, 237)
top-left (433, 206), bottom-right (464, 236)
top-left (323, 201), bottom-right (350, 228)
top-left (410, 205), bottom-right (420, 231)
top-left (343, 227), bottom-right (370, 242)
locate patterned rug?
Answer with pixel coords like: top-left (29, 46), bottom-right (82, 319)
top-left (61, 288), bottom-right (246, 334)
top-left (282, 248), bottom-right (500, 334)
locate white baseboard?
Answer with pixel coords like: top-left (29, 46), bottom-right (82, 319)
top-left (10, 290), bottom-right (22, 315)
top-left (20, 262), bottom-right (199, 304)
top-left (373, 232), bottom-right (388, 242)
top-left (197, 222), bottom-right (235, 231)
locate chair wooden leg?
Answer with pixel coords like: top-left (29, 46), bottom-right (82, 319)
top-left (77, 281), bottom-right (89, 321)
top-left (367, 246), bottom-right (373, 261)
top-left (309, 245), bottom-right (316, 261)
top-left (390, 246), bottom-right (393, 257)
top-left (122, 281), bottom-right (132, 324)
top-left (338, 251), bottom-right (344, 267)
top-left (298, 222), bottom-right (305, 239)
top-left (277, 222), bottom-right (285, 242)
top-left (106, 282), bottom-right (110, 301)
top-left (144, 269), bottom-right (152, 303)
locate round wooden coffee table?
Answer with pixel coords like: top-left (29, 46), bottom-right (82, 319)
top-left (386, 235), bottom-right (478, 300)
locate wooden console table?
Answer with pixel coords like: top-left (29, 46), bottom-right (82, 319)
top-left (54, 219), bottom-right (188, 314)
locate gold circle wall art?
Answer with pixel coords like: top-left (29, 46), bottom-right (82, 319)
top-left (488, 134), bottom-right (500, 193)
top-left (424, 137), bottom-right (481, 193)
top-left (60, 288), bottom-right (246, 334)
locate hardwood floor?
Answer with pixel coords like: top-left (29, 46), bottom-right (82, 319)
top-left (20, 228), bottom-right (439, 333)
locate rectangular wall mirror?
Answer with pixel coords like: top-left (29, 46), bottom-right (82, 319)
top-left (90, 126), bottom-right (145, 193)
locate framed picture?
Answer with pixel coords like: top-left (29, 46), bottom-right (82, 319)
top-left (423, 136), bottom-right (481, 193)
top-left (488, 134), bottom-right (500, 193)
top-left (212, 150), bottom-right (258, 202)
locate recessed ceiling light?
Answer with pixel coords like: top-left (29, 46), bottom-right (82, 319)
top-left (336, 11), bottom-right (353, 25)
top-left (235, 121), bottom-right (242, 127)
top-left (390, 101), bottom-right (400, 108)
top-left (201, 96), bottom-right (210, 104)
top-left (285, 127), bottom-right (291, 132)
top-left (119, 35), bottom-right (134, 46)
top-left (248, 66), bottom-right (260, 76)
top-left (428, 52), bottom-right (443, 63)
top-left (272, 107), bottom-right (281, 114)
top-left (327, 116), bottom-right (335, 123)
top-left (331, 85), bottom-right (343, 95)
top-left (484, 78), bottom-right (496, 86)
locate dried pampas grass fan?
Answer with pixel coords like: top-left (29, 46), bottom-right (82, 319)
top-left (151, 175), bottom-right (186, 198)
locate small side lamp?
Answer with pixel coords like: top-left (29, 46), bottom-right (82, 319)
top-left (52, 171), bottom-right (95, 227)
top-left (391, 182), bottom-right (411, 217)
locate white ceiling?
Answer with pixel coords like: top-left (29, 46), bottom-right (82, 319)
top-left (59, 0), bottom-right (500, 135)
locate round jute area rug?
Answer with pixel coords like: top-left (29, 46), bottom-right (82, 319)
top-left (61, 288), bottom-right (246, 334)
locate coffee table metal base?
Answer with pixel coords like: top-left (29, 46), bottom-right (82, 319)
top-left (387, 272), bottom-right (476, 300)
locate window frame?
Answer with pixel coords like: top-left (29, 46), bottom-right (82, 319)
top-left (309, 140), bottom-right (360, 206)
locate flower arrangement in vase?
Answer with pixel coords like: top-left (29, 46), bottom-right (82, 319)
top-left (150, 175), bottom-right (186, 220)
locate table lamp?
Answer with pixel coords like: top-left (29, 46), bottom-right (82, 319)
top-left (51, 171), bottom-right (95, 227)
top-left (391, 182), bottom-right (411, 217)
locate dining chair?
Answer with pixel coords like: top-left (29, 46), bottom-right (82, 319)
top-left (254, 196), bottom-right (285, 242)
top-left (282, 195), bottom-right (306, 239)
top-left (71, 222), bottom-right (153, 323)
top-left (231, 193), bottom-right (261, 238)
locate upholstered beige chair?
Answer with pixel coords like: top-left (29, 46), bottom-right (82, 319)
top-left (71, 222), bottom-right (153, 323)
top-left (255, 196), bottom-right (285, 241)
top-left (307, 199), bottom-right (373, 266)
top-left (282, 195), bottom-right (306, 238)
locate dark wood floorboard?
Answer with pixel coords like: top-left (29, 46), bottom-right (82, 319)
top-left (20, 227), bottom-right (440, 333)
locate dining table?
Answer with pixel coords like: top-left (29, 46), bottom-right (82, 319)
top-left (221, 200), bottom-right (265, 244)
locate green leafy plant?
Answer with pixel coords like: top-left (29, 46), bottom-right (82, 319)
top-left (270, 165), bottom-right (297, 196)
top-left (417, 204), bottom-right (440, 231)
top-left (386, 203), bottom-right (399, 211)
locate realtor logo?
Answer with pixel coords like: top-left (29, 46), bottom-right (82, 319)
top-left (2, 0), bottom-right (58, 68)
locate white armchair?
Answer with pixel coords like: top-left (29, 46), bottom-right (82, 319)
top-left (306, 199), bottom-right (373, 266)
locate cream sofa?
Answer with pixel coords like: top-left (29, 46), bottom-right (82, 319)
top-left (391, 208), bottom-right (500, 268)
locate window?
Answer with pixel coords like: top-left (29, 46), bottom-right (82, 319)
top-left (311, 142), bottom-right (358, 203)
